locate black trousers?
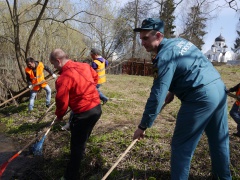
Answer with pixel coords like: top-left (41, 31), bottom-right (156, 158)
top-left (64, 104), bottom-right (102, 180)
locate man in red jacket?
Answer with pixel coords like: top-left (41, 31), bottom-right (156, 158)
top-left (49, 48), bottom-right (102, 180)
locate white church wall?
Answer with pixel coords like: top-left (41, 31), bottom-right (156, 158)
top-left (204, 34), bottom-right (238, 64)
top-left (222, 52), bottom-right (231, 62)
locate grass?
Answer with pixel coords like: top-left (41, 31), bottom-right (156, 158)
top-left (0, 64), bottom-right (240, 179)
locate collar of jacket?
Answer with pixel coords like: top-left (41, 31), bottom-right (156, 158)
top-left (152, 38), bottom-right (167, 63)
top-left (96, 57), bottom-right (105, 63)
top-left (59, 60), bottom-right (72, 74)
top-left (31, 61), bottom-right (39, 70)
top-left (157, 38), bottom-right (167, 53)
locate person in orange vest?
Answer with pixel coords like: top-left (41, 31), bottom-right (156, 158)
top-left (25, 57), bottom-right (57, 112)
top-left (227, 83), bottom-right (240, 137)
top-left (90, 48), bottom-right (109, 105)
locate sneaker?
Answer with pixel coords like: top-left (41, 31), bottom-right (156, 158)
top-left (46, 104), bottom-right (50, 108)
top-left (61, 122), bottom-right (70, 131)
top-left (233, 132), bottom-right (240, 138)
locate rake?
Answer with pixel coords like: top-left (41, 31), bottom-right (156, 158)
top-left (101, 139), bottom-right (138, 180)
top-left (30, 117), bottom-right (56, 156)
top-left (0, 118), bottom-right (55, 178)
top-left (31, 109), bottom-right (71, 155)
top-left (36, 102), bottom-right (56, 123)
top-left (0, 77), bottom-right (54, 107)
top-left (227, 92), bottom-right (240, 101)
top-left (101, 102), bottom-right (167, 179)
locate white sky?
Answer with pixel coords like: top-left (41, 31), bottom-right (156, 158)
top-left (202, 7), bottom-right (239, 53)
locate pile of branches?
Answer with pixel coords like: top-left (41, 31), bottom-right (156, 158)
top-left (0, 71), bottom-right (28, 107)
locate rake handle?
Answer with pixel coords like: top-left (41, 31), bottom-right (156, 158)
top-left (21, 117), bottom-right (57, 155)
top-left (37, 102), bottom-right (56, 123)
top-left (33, 109), bottom-right (71, 147)
top-left (101, 139), bottom-right (138, 180)
top-left (0, 88), bottom-right (30, 107)
top-left (0, 77), bottom-right (54, 107)
top-left (101, 103), bottom-right (166, 180)
top-left (227, 92), bottom-right (240, 101)
top-left (0, 116), bottom-right (57, 178)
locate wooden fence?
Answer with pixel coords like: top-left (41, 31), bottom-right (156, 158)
top-left (122, 59), bottom-right (153, 76)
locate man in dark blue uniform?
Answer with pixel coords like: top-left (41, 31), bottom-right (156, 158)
top-left (133, 18), bottom-right (232, 180)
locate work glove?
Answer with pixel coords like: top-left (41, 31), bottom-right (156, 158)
top-left (52, 74), bottom-right (57, 79)
top-left (28, 85), bottom-right (33, 90)
top-left (61, 122), bottom-right (70, 131)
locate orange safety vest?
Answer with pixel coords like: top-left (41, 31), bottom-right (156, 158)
top-left (25, 62), bottom-right (47, 91)
top-left (236, 86), bottom-right (240, 106)
top-left (94, 59), bottom-right (106, 84)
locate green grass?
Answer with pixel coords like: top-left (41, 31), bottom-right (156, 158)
top-left (0, 64), bottom-right (240, 179)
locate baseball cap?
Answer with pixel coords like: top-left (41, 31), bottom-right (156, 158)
top-left (90, 48), bottom-right (101, 55)
top-left (134, 18), bottom-right (164, 34)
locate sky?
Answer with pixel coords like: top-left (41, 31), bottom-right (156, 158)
top-left (201, 6), bottom-right (239, 53)
top-left (119, 0), bottom-right (239, 54)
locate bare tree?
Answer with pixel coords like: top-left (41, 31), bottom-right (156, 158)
top-left (115, 0), bottom-right (153, 58)
top-left (71, 0), bottom-right (127, 62)
top-left (0, 0), bottom-right (96, 82)
top-left (181, 5), bottom-right (207, 49)
top-left (0, 0), bottom-right (102, 104)
top-left (2, 0), bottom-right (49, 80)
top-left (225, 0), bottom-right (239, 11)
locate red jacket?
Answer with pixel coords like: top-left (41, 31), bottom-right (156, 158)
top-left (55, 60), bottom-right (100, 119)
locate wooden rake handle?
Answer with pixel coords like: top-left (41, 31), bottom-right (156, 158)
top-left (101, 139), bottom-right (138, 180)
top-left (102, 103), bottom-right (167, 180)
top-left (0, 76), bottom-right (54, 107)
top-left (0, 88), bottom-right (30, 107)
top-left (37, 102), bottom-right (56, 123)
top-left (227, 92), bottom-right (240, 101)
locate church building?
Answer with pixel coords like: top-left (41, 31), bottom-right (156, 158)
top-left (204, 34), bottom-right (235, 63)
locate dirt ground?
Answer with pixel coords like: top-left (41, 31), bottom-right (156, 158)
top-left (0, 115), bottom-right (46, 180)
top-left (0, 125), bottom-right (36, 180)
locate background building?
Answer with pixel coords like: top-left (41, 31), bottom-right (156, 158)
top-left (204, 34), bottom-right (236, 63)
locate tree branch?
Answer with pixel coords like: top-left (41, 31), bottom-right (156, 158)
top-left (25, 0), bottom-right (49, 58)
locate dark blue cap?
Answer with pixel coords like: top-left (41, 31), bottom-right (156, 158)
top-left (90, 48), bottom-right (101, 55)
top-left (134, 18), bottom-right (164, 34)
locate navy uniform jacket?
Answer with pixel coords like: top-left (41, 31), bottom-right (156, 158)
top-left (140, 38), bottom-right (221, 128)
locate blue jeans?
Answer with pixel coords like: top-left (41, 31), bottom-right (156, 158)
top-left (230, 103), bottom-right (240, 132)
top-left (96, 84), bottom-right (108, 102)
top-left (171, 79), bottom-right (231, 180)
top-left (28, 85), bottom-right (51, 111)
